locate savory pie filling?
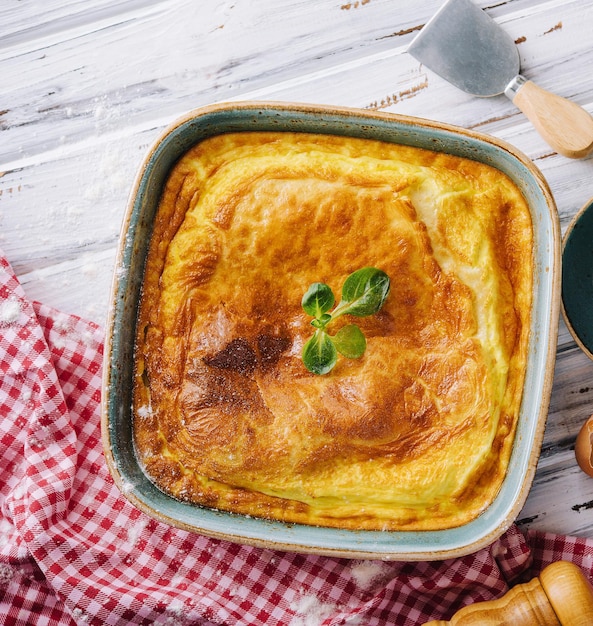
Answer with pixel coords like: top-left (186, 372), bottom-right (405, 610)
top-left (133, 131), bottom-right (533, 531)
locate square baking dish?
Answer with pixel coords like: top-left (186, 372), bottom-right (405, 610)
top-left (102, 101), bottom-right (560, 560)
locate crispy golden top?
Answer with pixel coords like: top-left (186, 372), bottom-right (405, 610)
top-left (133, 131), bottom-right (533, 531)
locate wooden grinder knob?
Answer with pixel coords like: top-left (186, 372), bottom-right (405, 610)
top-left (422, 561), bottom-right (593, 625)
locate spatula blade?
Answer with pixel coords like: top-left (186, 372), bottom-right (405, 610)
top-left (408, 0), bottom-right (520, 97)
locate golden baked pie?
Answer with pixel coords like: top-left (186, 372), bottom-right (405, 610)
top-left (133, 131), bottom-right (533, 531)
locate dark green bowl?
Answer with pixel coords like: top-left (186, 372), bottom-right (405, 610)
top-left (562, 198), bottom-right (593, 359)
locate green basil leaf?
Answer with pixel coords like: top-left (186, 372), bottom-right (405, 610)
top-left (311, 313), bottom-right (332, 329)
top-left (333, 267), bottom-right (390, 318)
top-left (332, 324), bottom-right (366, 359)
top-left (301, 282), bottom-right (335, 318)
top-left (302, 329), bottom-right (338, 375)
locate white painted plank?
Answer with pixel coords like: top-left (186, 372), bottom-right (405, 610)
top-left (3, 0), bottom-right (593, 165)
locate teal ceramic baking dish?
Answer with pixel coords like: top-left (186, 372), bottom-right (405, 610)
top-left (101, 101), bottom-right (560, 560)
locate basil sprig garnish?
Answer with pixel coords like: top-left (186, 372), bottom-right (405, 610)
top-left (301, 267), bottom-right (390, 375)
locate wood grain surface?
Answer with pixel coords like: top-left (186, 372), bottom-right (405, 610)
top-left (2, 0), bottom-right (593, 539)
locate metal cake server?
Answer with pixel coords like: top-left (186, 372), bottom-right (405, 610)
top-left (408, 0), bottom-right (593, 158)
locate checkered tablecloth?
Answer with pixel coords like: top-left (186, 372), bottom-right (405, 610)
top-left (1, 250), bottom-right (593, 626)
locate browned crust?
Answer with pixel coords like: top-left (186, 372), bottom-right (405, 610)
top-left (133, 131), bottom-right (533, 531)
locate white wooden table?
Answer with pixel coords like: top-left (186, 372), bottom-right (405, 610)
top-left (2, 0), bottom-right (593, 541)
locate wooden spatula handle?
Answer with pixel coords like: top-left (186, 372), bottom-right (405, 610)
top-left (511, 80), bottom-right (593, 158)
top-left (422, 561), bottom-right (593, 625)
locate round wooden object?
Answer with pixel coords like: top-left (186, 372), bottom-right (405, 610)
top-left (422, 561), bottom-right (593, 625)
top-left (539, 561), bottom-right (593, 626)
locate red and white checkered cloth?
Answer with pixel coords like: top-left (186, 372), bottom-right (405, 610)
top-left (1, 250), bottom-right (593, 626)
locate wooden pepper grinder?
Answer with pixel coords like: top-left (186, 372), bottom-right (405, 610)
top-left (422, 561), bottom-right (593, 625)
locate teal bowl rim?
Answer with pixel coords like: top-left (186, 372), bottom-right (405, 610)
top-left (102, 101), bottom-right (560, 560)
top-left (562, 197), bottom-right (593, 360)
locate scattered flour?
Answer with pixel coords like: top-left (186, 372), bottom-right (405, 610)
top-left (71, 607), bottom-right (89, 622)
top-left (81, 259), bottom-right (99, 280)
top-left (80, 329), bottom-right (98, 348)
top-left (228, 584), bottom-right (249, 600)
top-left (10, 480), bottom-right (27, 501)
top-left (290, 593), bottom-right (337, 626)
top-left (115, 263), bottom-right (127, 279)
top-left (127, 516), bottom-right (148, 546)
top-left (167, 599), bottom-right (184, 616)
top-left (350, 559), bottom-right (390, 590)
top-left (136, 405), bottom-right (153, 419)
top-left (0, 298), bottom-right (21, 325)
top-left (120, 479), bottom-right (136, 495)
top-left (52, 311), bottom-right (73, 333)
